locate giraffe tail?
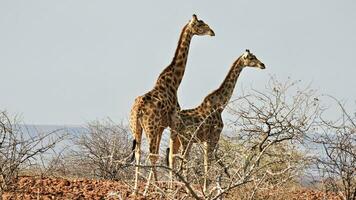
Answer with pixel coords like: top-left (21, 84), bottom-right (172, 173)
top-left (128, 96), bottom-right (144, 163)
top-left (128, 139), bottom-right (137, 163)
top-left (165, 147), bottom-right (170, 166)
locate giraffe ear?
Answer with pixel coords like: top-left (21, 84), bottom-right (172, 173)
top-left (243, 51), bottom-right (249, 58)
top-left (189, 14), bottom-right (198, 25)
top-left (242, 49), bottom-right (250, 58)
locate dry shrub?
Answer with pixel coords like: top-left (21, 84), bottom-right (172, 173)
top-left (0, 110), bottom-right (65, 196)
top-left (67, 119), bottom-right (134, 180)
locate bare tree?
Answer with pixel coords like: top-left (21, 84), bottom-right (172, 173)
top-left (70, 119), bottom-right (134, 180)
top-left (30, 145), bottom-right (71, 178)
top-left (314, 96), bottom-right (356, 200)
top-left (149, 77), bottom-right (320, 199)
top-left (0, 110), bottom-right (66, 197)
top-left (192, 78), bottom-right (319, 199)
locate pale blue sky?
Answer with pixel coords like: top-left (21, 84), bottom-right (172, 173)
top-left (1, 1), bottom-right (355, 125)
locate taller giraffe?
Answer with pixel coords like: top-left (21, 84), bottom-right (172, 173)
top-left (129, 14), bottom-right (215, 194)
top-left (168, 49), bottom-right (265, 193)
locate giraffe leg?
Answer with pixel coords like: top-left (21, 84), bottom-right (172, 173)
top-left (176, 140), bottom-right (193, 195)
top-left (144, 153), bottom-right (160, 196)
top-left (203, 141), bottom-right (211, 194)
top-left (133, 139), bottom-right (142, 195)
top-left (143, 127), bottom-right (164, 196)
top-left (153, 129), bottom-right (164, 181)
top-left (203, 141), bottom-right (217, 194)
top-left (181, 141), bottom-right (192, 179)
top-left (129, 98), bottom-right (144, 195)
top-left (144, 153), bottom-right (159, 196)
top-left (131, 126), bottom-right (142, 195)
top-left (168, 133), bottom-right (181, 189)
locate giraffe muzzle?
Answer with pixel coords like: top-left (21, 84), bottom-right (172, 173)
top-left (259, 63), bottom-right (266, 69)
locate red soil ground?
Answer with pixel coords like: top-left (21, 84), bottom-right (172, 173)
top-left (2, 176), bottom-right (342, 200)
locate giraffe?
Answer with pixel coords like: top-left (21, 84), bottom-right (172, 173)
top-left (168, 49), bottom-right (265, 193)
top-left (129, 14), bottom-right (215, 195)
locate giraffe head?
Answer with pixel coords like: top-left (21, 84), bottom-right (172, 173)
top-left (188, 14), bottom-right (215, 36)
top-left (240, 49), bottom-right (265, 69)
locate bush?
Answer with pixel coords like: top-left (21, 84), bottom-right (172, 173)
top-left (69, 119), bottom-right (134, 180)
top-left (0, 111), bottom-right (65, 196)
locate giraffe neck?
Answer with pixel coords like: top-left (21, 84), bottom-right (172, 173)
top-left (199, 56), bottom-right (244, 112)
top-left (154, 24), bottom-right (193, 92)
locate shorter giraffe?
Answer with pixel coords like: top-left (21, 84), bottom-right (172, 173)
top-left (168, 49), bottom-right (265, 193)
